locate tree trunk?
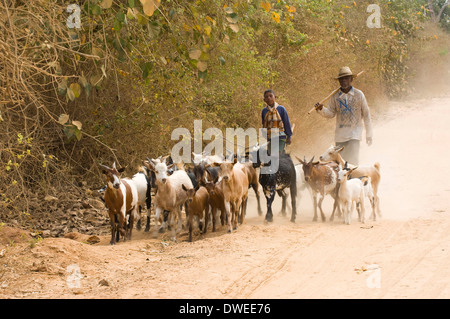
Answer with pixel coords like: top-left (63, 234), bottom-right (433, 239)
top-left (437, 1), bottom-right (449, 23)
top-left (429, 0), bottom-right (449, 23)
top-left (429, 0), bottom-right (437, 22)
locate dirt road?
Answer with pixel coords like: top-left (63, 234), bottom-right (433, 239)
top-left (1, 95), bottom-right (450, 299)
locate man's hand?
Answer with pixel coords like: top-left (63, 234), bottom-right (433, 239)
top-left (366, 137), bottom-right (373, 146)
top-left (314, 102), bottom-right (323, 111)
top-left (286, 136), bottom-right (292, 145)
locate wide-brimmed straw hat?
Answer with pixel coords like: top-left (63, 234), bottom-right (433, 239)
top-left (335, 66), bottom-right (354, 79)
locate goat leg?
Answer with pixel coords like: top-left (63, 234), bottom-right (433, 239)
top-left (211, 207), bottom-right (217, 232)
top-left (317, 194), bottom-right (326, 222)
top-left (188, 214), bottom-right (193, 242)
top-left (312, 193), bottom-right (319, 222)
top-left (109, 213), bottom-right (116, 245)
top-left (169, 212), bottom-right (177, 241)
top-left (330, 198), bottom-right (339, 222)
top-left (264, 188), bottom-right (276, 223)
top-left (290, 185), bottom-right (297, 223)
top-left (232, 200), bottom-right (239, 230)
top-left (239, 197), bottom-right (248, 225)
top-left (145, 214), bottom-right (151, 232)
top-left (254, 185), bottom-right (263, 216)
top-left (225, 201), bottom-right (232, 233)
top-left (136, 206), bottom-right (142, 231)
top-left (128, 210), bottom-right (135, 240)
top-left (202, 205), bottom-right (210, 234)
top-left (277, 190), bottom-right (287, 217)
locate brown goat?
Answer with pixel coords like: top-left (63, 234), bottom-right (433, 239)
top-left (241, 162), bottom-right (263, 217)
top-left (182, 185), bottom-right (210, 242)
top-left (101, 163), bottom-right (139, 245)
top-left (203, 176), bottom-right (226, 232)
top-left (296, 156), bottom-right (341, 222)
top-left (212, 160), bottom-right (249, 232)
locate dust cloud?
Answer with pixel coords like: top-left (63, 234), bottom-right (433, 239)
top-left (359, 96), bottom-right (450, 220)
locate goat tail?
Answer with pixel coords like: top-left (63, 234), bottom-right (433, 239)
top-left (373, 162), bottom-right (380, 172)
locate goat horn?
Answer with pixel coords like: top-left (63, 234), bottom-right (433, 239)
top-left (100, 164), bottom-right (110, 171)
top-left (161, 155), bottom-right (170, 164)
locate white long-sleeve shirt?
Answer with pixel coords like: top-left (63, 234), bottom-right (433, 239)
top-left (317, 87), bottom-right (373, 143)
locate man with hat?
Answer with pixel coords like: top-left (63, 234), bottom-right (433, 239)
top-left (314, 66), bottom-right (373, 165)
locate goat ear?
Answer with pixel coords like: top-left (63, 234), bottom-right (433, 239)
top-left (182, 184), bottom-right (188, 191)
top-left (167, 163), bottom-right (175, 170)
top-left (232, 157), bottom-right (238, 165)
top-left (312, 161), bottom-right (320, 165)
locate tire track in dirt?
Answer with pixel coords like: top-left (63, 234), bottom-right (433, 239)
top-left (222, 226), bottom-right (326, 298)
top-left (244, 219), bottom-right (401, 298)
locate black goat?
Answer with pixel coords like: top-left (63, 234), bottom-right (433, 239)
top-left (249, 145), bottom-right (297, 223)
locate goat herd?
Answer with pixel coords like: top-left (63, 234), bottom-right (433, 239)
top-left (100, 144), bottom-right (381, 245)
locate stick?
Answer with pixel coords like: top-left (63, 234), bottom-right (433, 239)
top-left (307, 88), bottom-right (340, 115)
top-left (307, 71), bottom-right (365, 115)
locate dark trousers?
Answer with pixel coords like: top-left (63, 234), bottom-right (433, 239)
top-left (268, 137), bottom-right (286, 155)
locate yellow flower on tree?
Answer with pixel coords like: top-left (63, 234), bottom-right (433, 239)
top-left (261, 1), bottom-right (270, 13)
top-left (272, 11), bottom-right (280, 23)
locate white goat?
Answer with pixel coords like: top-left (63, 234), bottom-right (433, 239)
top-left (337, 165), bottom-right (366, 225)
top-left (320, 145), bottom-right (381, 217)
top-left (340, 161), bottom-right (378, 221)
top-left (192, 152), bottom-right (224, 165)
top-left (132, 167), bottom-right (152, 232)
top-left (143, 158), bottom-right (193, 241)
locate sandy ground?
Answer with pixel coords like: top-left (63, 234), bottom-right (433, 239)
top-left (1, 95), bottom-right (450, 299)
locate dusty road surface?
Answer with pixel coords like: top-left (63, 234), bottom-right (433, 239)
top-left (1, 95), bottom-right (450, 299)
